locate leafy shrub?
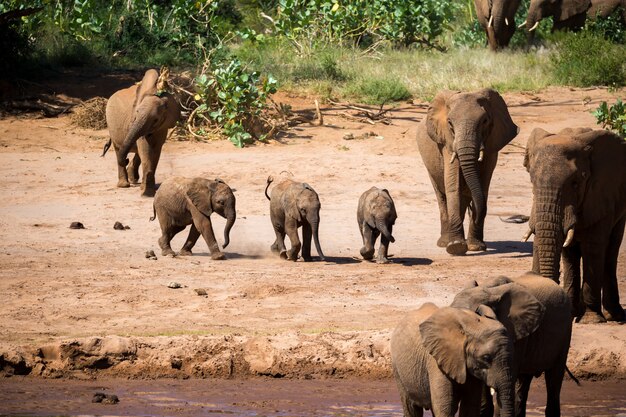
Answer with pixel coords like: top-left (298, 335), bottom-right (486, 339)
top-left (585, 7), bottom-right (626, 44)
top-left (550, 31), bottom-right (626, 87)
top-left (593, 99), bottom-right (626, 137)
top-left (292, 54), bottom-right (347, 81)
top-left (347, 77), bottom-right (411, 105)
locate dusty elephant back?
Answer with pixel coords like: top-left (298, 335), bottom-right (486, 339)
top-left (153, 177), bottom-right (195, 224)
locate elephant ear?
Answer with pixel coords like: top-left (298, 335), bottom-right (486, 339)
top-left (133, 69), bottom-right (159, 109)
top-left (478, 89), bottom-right (519, 153)
top-left (185, 178), bottom-right (213, 218)
top-left (524, 127), bottom-right (553, 172)
top-left (558, 0), bottom-right (591, 21)
top-left (481, 276), bottom-right (514, 288)
top-left (488, 283), bottom-right (545, 340)
top-left (426, 90), bottom-right (457, 149)
top-left (419, 307), bottom-right (468, 384)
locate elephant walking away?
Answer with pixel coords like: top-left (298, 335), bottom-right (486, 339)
top-left (391, 303), bottom-right (523, 417)
top-left (524, 127), bottom-right (626, 323)
top-left (150, 177), bottom-right (236, 260)
top-left (416, 88), bottom-right (519, 255)
top-left (452, 272), bottom-right (572, 417)
top-left (474, 0), bottom-right (523, 50)
top-left (265, 176), bottom-right (325, 262)
top-left (105, 69), bottom-right (180, 197)
top-left (357, 187), bottom-right (397, 263)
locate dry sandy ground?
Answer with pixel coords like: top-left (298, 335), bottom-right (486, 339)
top-left (0, 81), bottom-right (625, 381)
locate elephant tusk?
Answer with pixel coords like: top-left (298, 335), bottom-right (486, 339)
top-left (490, 387), bottom-right (496, 397)
top-left (522, 229), bottom-right (533, 242)
top-left (488, 15), bottom-right (494, 28)
top-left (505, 17), bottom-right (509, 26)
top-left (563, 228), bottom-right (575, 247)
top-left (450, 151), bottom-right (458, 164)
top-left (518, 20), bottom-right (527, 28)
top-left (529, 21), bottom-right (539, 31)
top-left (478, 149), bottom-right (484, 162)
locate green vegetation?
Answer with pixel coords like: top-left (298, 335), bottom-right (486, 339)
top-left (2, 0), bottom-right (626, 146)
top-left (594, 99), bottom-right (626, 137)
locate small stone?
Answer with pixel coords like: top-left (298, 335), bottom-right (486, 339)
top-left (168, 282), bottom-right (182, 289)
top-left (194, 288), bottom-right (207, 296)
top-left (102, 395), bottom-right (119, 404)
top-left (69, 222), bottom-right (85, 229)
top-left (145, 250), bottom-right (156, 259)
top-left (170, 357), bottom-right (183, 369)
top-left (113, 221), bottom-right (129, 230)
top-left (92, 393), bottom-right (119, 404)
top-left (342, 133), bottom-right (354, 140)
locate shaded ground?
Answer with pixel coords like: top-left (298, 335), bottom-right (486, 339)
top-left (0, 75), bottom-right (625, 385)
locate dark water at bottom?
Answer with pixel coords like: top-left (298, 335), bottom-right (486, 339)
top-left (0, 377), bottom-right (624, 417)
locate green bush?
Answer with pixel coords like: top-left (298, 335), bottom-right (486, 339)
top-left (585, 7), bottom-right (626, 44)
top-left (593, 99), bottom-right (626, 137)
top-left (347, 77), bottom-right (411, 105)
top-left (550, 31), bottom-right (626, 87)
top-left (292, 54), bottom-right (347, 81)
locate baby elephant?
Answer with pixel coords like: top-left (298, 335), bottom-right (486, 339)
top-left (265, 176), bottom-right (325, 261)
top-left (150, 176), bottom-right (236, 260)
top-left (357, 187), bottom-right (397, 263)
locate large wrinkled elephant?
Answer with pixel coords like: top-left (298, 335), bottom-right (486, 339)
top-left (452, 272), bottom-right (572, 417)
top-left (474, 0), bottom-right (523, 50)
top-left (391, 301), bottom-right (541, 417)
top-left (357, 186), bottom-right (397, 264)
top-left (416, 89), bottom-right (519, 256)
top-left (150, 176), bottom-right (236, 260)
top-left (524, 127), bottom-right (626, 323)
top-left (265, 176), bottom-right (325, 262)
top-left (105, 69), bottom-right (180, 197)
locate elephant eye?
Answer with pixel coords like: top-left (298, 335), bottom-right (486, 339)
top-left (447, 119), bottom-right (454, 134)
top-left (481, 354), bottom-right (492, 364)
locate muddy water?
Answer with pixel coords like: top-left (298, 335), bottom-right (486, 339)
top-left (0, 378), bottom-right (624, 417)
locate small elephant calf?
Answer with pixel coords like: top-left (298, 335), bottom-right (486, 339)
top-left (150, 176), bottom-right (236, 260)
top-left (357, 187), bottom-right (397, 263)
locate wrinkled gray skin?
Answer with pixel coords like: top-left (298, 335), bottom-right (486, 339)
top-left (417, 89), bottom-right (518, 256)
top-left (357, 187), bottom-right (397, 264)
top-left (452, 272), bottom-right (571, 417)
top-left (474, 0), bottom-right (523, 50)
top-left (524, 127), bottom-right (626, 324)
top-left (151, 176), bottom-right (236, 260)
top-left (105, 69), bottom-right (180, 197)
top-left (265, 177), bottom-right (325, 262)
top-left (391, 304), bottom-right (518, 417)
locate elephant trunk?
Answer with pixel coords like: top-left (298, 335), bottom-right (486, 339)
top-left (222, 208), bottom-right (236, 249)
top-left (118, 116), bottom-right (148, 167)
top-left (457, 142), bottom-right (486, 226)
top-left (376, 216), bottom-right (395, 243)
top-left (311, 219), bottom-right (325, 261)
top-left (489, 348), bottom-right (516, 417)
top-left (532, 189), bottom-right (564, 281)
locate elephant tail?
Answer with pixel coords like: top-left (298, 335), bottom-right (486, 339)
top-left (149, 202), bottom-right (156, 222)
top-left (566, 366), bottom-right (581, 386)
top-left (264, 176), bottom-right (274, 201)
top-left (101, 138), bottom-right (112, 157)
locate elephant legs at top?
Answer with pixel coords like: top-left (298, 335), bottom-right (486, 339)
top-left (179, 224), bottom-right (201, 256)
top-left (127, 153), bottom-right (141, 184)
top-left (602, 216), bottom-right (626, 322)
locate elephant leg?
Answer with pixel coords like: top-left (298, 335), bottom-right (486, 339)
top-left (468, 153), bottom-right (496, 252)
top-left (189, 207), bottom-right (224, 260)
top-left (458, 379), bottom-right (482, 417)
top-left (179, 223), bottom-right (200, 256)
top-left (114, 149), bottom-right (130, 188)
top-left (158, 224), bottom-right (185, 257)
top-left (544, 365), bottom-right (565, 417)
top-left (377, 226), bottom-right (391, 264)
top-left (562, 243), bottom-right (582, 318)
top-left (284, 217), bottom-right (301, 261)
top-left (127, 153), bottom-right (141, 184)
top-left (579, 241), bottom-right (607, 323)
top-left (602, 216), bottom-right (626, 322)
top-left (431, 179), bottom-right (450, 248)
top-left (515, 374), bottom-right (533, 417)
top-left (301, 222), bottom-right (313, 262)
top-left (360, 223), bottom-right (378, 260)
top-left (137, 133), bottom-right (164, 197)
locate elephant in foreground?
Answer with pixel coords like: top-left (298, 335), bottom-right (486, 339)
top-left (474, 0), bottom-right (523, 50)
top-left (524, 127), bottom-right (626, 323)
top-left (357, 187), bottom-right (397, 263)
top-left (265, 176), bottom-right (325, 261)
top-left (150, 176), bottom-right (236, 260)
top-left (105, 69), bottom-right (180, 197)
top-left (452, 272), bottom-right (572, 417)
top-left (416, 88), bottom-right (519, 255)
top-left (392, 302), bottom-right (535, 417)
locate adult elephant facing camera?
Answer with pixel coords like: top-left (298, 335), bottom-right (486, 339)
top-left (524, 127), bottom-right (626, 323)
top-left (105, 68), bottom-right (180, 197)
top-left (474, 0), bottom-right (523, 50)
top-left (417, 89), bottom-right (518, 255)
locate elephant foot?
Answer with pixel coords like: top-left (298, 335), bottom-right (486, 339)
top-left (577, 310), bottom-right (606, 324)
top-left (128, 178), bottom-right (140, 185)
top-left (279, 250), bottom-right (288, 260)
top-left (178, 249), bottom-right (193, 256)
top-left (302, 255), bottom-right (313, 262)
top-left (446, 240), bottom-right (468, 256)
top-left (271, 243), bottom-right (281, 254)
top-left (161, 248), bottom-right (176, 257)
top-left (603, 307), bottom-right (626, 322)
top-left (376, 257), bottom-right (391, 264)
top-left (436, 236), bottom-right (448, 248)
top-left (360, 247), bottom-right (375, 260)
top-left (211, 252), bottom-right (226, 261)
top-left (467, 238), bottom-right (487, 252)
top-left (141, 187), bottom-right (156, 198)
top-left (287, 251), bottom-right (299, 261)
top-left (117, 180), bottom-right (130, 188)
